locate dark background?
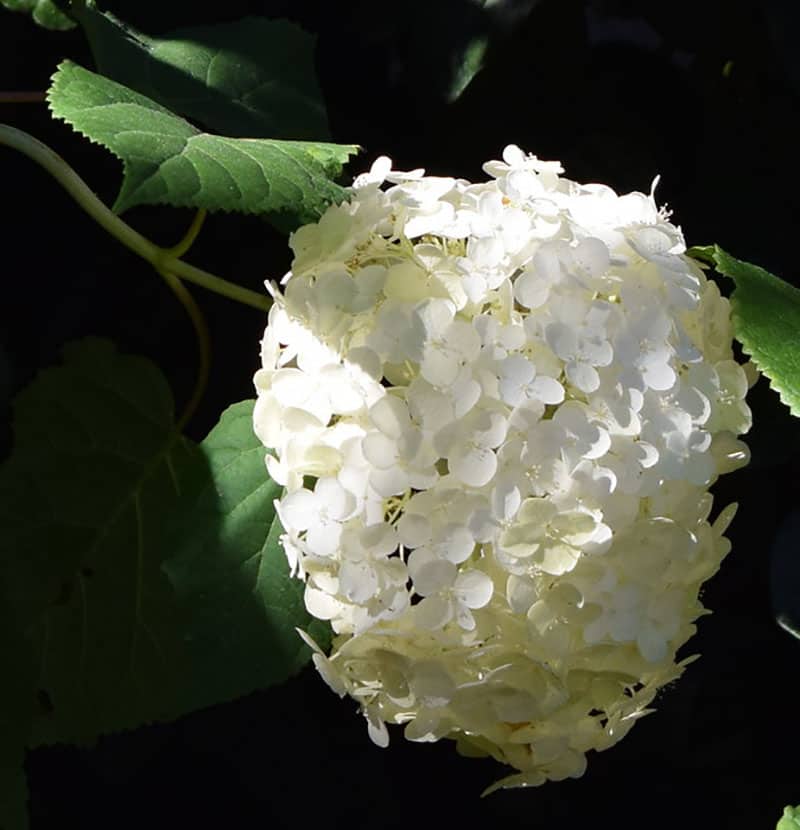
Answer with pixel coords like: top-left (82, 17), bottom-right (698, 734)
top-left (1, 1), bottom-right (799, 827)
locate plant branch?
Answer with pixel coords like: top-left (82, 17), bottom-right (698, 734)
top-left (0, 124), bottom-right (271, 312)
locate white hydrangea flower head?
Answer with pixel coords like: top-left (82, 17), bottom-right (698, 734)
top-left (253, 145), bottom-right (751, 792)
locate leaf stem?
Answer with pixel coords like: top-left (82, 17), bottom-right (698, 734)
top-left (166, 268), bottom-right (211, 430)
top-left (154, 218), bottom-right (211, 428)
top-left (158, 211), bottom-right (213, 426)
top-left (0, 124), bottom-right (271, 312)
top-left (166, 209), bottom-right (207, 259)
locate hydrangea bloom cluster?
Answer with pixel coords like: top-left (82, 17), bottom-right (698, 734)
top-left (253, 146), bottom-right (751, 791)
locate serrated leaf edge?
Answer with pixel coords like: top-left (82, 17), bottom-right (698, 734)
top-left (730, 304), bottom-right (800, 418)
top-left (46, 60), bottom-right (360, 219)
top-left (706, 244), bottom-right (800, 418)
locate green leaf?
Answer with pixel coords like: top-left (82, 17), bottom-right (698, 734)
top-left (398, 1), bottom-right (489, 103)
top-left (688, 244), bottom-right (800, 417)
top-left (0, 621), bottom-right (34, 830)
top-left (778, 806), bottom-right (800, 830)
top-left (1, 0), bottom-right (75, 30)
top-left (70, 6), bottom-right (330, 140)
top-left (448, 36), bottom-right (489, 102)
top-left (0, 338), bottom-right (199, 746)
top-left (0, 343), bottom-right (324, 801)
top-left (47, 60), bottom-right (359, 224)
top-left (162, 400), bottom-right (330, 712)
top-left (0, 764), bottom-right (27, 830)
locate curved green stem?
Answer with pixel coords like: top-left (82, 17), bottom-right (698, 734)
top-left (160, 266), bottom-right (211, 430)
top-left (167, 209), bottom-right (207, 259)
top-left (156, 210), bottom-right (213, 428)
top-left (0, 124), bottom-right (271, 312)
top-left (158, 210), bottom-right (211, 427)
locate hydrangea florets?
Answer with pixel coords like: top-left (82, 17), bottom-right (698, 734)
top-left (253, 145), bottom-right (751, 792)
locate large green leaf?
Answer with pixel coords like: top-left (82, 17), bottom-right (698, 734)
top-left (47, 60), bottom-right (359, 224)
top-left (162, 400), bottom-right (331, 712)
top-left (0, 0), bottom-right (74, 30)
top-left (0, 343), bottom-right (326, 822)
top-left (0, 341), bottom-right (326, 746)
top-left (688, 244), bottom-right (800, 417)
top-left (0, 622), bottom-right (33, 830)
top-left (0, 763), bottom-right (27, 830)
top-left (0, 338), bottom-right (198, 746)
top-left (71, 5), bottom-right (330, 140)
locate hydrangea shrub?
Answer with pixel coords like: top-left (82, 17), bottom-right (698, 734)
top-left (252, 145), bottom-right (752, 791)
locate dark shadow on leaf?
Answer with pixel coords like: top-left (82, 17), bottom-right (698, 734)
top-left (0, 343), bottom-right (322, 828)
top-left (160, 398), bottom-right (328, 715)
top-left (72, 8), bottom-right (331, 140)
